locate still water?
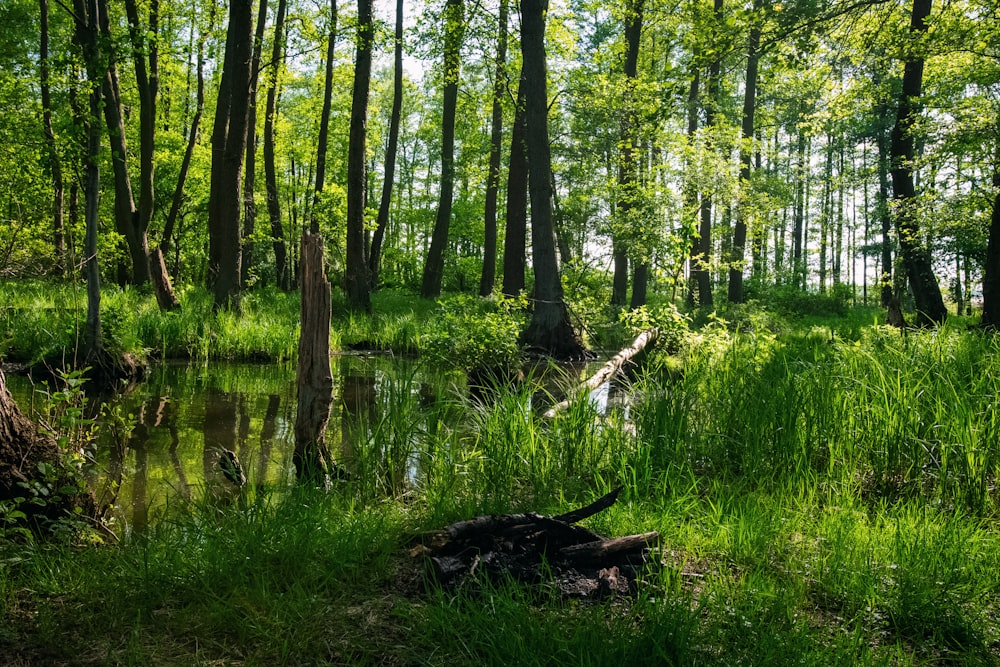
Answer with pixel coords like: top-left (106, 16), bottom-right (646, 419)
top-left (6, 357), bottom-right (452, 527)
top-left (6, 357), bottom-right (616, 531)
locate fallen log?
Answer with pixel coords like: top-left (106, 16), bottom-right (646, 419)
top-left (417, 487), bottom-right (659, 599)
top-left (543, 327), bottom-right (657, 418)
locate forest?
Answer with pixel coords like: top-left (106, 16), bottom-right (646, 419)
top-left (1, 0), bottom-right (1000, 664)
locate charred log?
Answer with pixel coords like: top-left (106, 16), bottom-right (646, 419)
top-left (415, 487), bottom-right (659, 599)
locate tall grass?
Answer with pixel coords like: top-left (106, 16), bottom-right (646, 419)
top-left (4, 321), bottom-right (1000, 664)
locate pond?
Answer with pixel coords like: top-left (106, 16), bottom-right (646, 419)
top-left (6, 356), bottom-right (621, 532)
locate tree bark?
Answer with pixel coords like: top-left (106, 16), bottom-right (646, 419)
top-left (241, 0), bottom-right (270, 287)
top-left (519, 0), bottom-right (588, 360)
top-left (479, 0), bottom-right (508, 297)
top-left (617, 0), bottom-right (644, 309)
top-left (369, 0), bottom-right (404, 290)
top-left (792, 127), bottom-right (806, 289)
top-left (40, 0), bottom-right (66, 277)
top-left (502, 72), bottom-right (528, 297)
top-left (889, 0), bottom-right (946, 324)
top-left (543, 327), bottom-right (656, 418)
top-left (980, 158), bottom-right (1000, 327)
top-left (71, 0), bottom-right (105, 365)
top-left (294, 232), bottom-right (335, 484)
top-left (345, 0), bottom-right (373, 311)
top-left (264, 0), bottom-right (289, 290)
top-left (684, 63), bottom-right (701, 307)
top-left (311, 0), bottom-right (338, 235)
top-left (421, 0), bottom-right (465, 298)
top-left (208, 0), bottom-right (255, 310)
top-left (727, 0), bottom-right (761, 304)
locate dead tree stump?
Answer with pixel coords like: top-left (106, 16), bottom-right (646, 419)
top-left (415, 488), bottom-right (659, 599)
top-left (293, 231), bottom-right (336, 484)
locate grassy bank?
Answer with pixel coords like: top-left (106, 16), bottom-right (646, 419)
top-left (0, 282), bottom-right (444, 365)
top-left (3, 322), bottom-right (998, 665)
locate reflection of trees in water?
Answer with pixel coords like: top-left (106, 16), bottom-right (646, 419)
top-left (203, 387), bottom-right (239, 499)
top-left (257, 394), bottom-right (280, 493)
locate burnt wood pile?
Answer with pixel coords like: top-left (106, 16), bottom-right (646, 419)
top-left (416, 488), bottom-right (659, 598)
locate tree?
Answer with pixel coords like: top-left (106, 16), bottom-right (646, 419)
top-left (207, 0), bottom-right (255, 311)
top-left (263, 0), bottom-right (290, 290)
top-left (311, 0), bottom-right (338, 235)
top-left (421, 0), bottom-right (465, 298)
top-left (369, 0), bottom-right (404, 289)
top-left (502, 71), bottom-right (528, 298)
top-left (39, 0), bottom-right (65, 276)
top-left (616, 0), bottom-right (644, 309)
top-left (889, 0), bottom-right (946, 324)
top-left (519, 0), bottom-right (588, 359)
top-left (479, 0), bottom-right (509, 297)
top-left (345, 0), bottom-right (373, 311)
top-left (727, 0), bottom-right (763, 303)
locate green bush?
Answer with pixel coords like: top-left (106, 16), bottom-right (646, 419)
top-left (423, 293), bottom-right (527, 374)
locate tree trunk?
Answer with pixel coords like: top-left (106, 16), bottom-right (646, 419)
top-left (40, 0), bottom-right (66, 277)
top-left (208, 0), bottom-right (255, 310)
top-left (264, 0), bottom-right (289, 290)
top-left (479, 0), bottom-right (508, 297)
top-left (980, 161), bottom-right (1000, 327)
top-left (502, 72), bottom-right (528, 298)
top-left (519, 0), bottom-right (588, 360)
top-left (616, 0), bottom-right (644, 309)
top-left (889, 0), bottom-right (946, 324)
top-left (792, 127), bottom-right (806, 289)
top-left (684, 64), bottom-right (701, 307)
top-left (421, 0), bottom-right (465, 299)
top-left (156, 6), bottom-right (208, 310)
top-left (727, 0), bottom-right (760, 304)
top-left (311, 0), bottom-right (337, 235)
top-left (95, 0), bottom-right (149, 286)
top-left (346, 0), bottom-right (373, 311)
top-left (369, 0), bottom-right (404, 290)
top-left (294, 232), bottom-right (335, 484)
top-left (241, 0), bottom-right (269, 287)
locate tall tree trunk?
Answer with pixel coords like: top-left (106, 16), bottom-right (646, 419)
top-left (696, 0), bottom-right (723, 306)
top-left (345, 0), bottom-right (373, 311)
top-left (369, 0), bottom-right (404, 289)
top-left (502, 72), bottom-right (528, 297)
top-left (421, 0), bottom-right (465, 298)
top-left (311, 0), bottom-right (337, 234)
top-left (93, 0), bottom-right (149, 286)
top-left (519, 0), bottom-right (587, 359)
top-left (264, 0), bottom-right (289, 290)
top-left (618, 0), bottom-right (644, 309)
top-left (479, 0), bottom-right (508, 297)
top-left (40, 0), bottom-right (66, 277)
top-left (980, 147), bottom-right (1000, 327)
top-left (792, 127), bottom-right (806, 289)
top-left (684, 63), bottom-right (701, 307)
top-left (156, 4), bottom-right (209, 310)
top-left (208, 0), bottom-right (255, 310)
top-left (727, 0), bottom-right (760, 304)
top-left (241, 0), bottom-right (269, 287)
top-left (889, 0), bottom-right (946, 324)
top-left (72, 0), bottom-right (105, 364)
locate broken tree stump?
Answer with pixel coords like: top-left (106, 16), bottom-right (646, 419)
top-left (543, 328), bottom-right (657, 418)
top-left (415, 488), bottom-right (660, 599)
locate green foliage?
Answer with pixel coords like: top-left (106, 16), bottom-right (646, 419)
top-left (423, 293), bottom-right (527, 374)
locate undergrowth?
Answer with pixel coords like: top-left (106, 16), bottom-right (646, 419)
top-left (2, 293), bottom-right (999, 664)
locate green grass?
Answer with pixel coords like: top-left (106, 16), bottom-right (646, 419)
top-left (0, 281), bottom-right (443, 365)
top-left (3, 304), bottom-right (1000, 664)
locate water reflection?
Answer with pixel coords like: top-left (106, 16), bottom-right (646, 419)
top-left (4, 355), bottom-right (623, 529)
